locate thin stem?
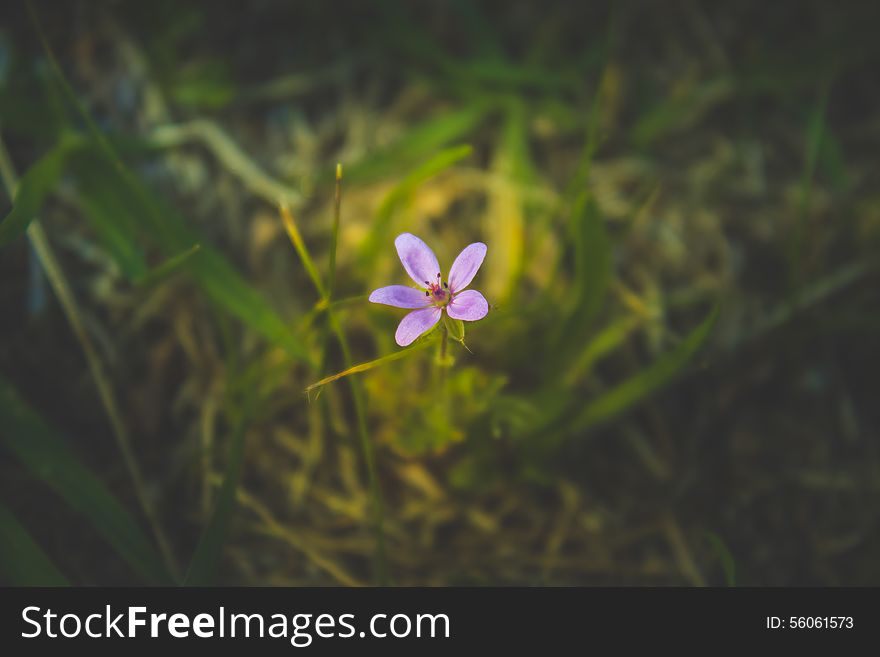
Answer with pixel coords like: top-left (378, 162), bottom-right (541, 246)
top-left (438, 324), bottom-right (451, 394)
top-left (0, 132), bottom-right (180, 581)
top-left (306, 338), bottom-right (434, 394)
top-left (432, 325), bottom-right (452, 449)
top-left (327, 163), bottom-right (342, 299)
top-left (280, 202), bottom-right (327, 299)
top-left (314, 166), bottom-right (341, 378)
top-left (278, 171), bottom-right (389, 585)
top-left (327, 169), bottom-right (388, 583)
top-left (440, 324), bottom-right (449, 362)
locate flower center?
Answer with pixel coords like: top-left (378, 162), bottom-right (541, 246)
top-left (424, 272), bottom-right (450, 307)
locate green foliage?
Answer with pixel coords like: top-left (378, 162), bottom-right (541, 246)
top-left (69, 148), bottom-right (150, 279)
top-left (566, 193), bottom-right (612, 331)
top-left (564, 303), bottom-right (719, 435)
top-left (2, 131), bottom-right (309, 361)
top-left (539, 193), bottom-right (612, 378)
top-left (132, 243), bottom-right (202, 288)
top-left (19, 2), bottom-right (310, 363)
top-left (307, 336), bottom-right (437, 394)
top-left (632, 78), bottom-right (734, 147)
top-left (564, 315), bottom-right (642, 385)
top-left (358, 144), bottom-right (473, 270)
top-left (519, 303), bottom-right (718, 454)
top-left (344, 107), bottom-right (486, 184)
top-left (0, 376), bottom-right (174, 584)
top-left (392, 365), bottom-right (506, 454)
top-left (443, 313), bottom-right (466, 344)
top-left (0, 132), bottom-right (84, 247)
top-left (76, 147), bottom-right (310, 361)
top-left (5, 0), bottom-right (863, 586)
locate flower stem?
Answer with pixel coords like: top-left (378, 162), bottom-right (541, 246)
top-left (327, 163), bottom-right (342, 299)
top-left (432, 324), bottom-right (453, 447)
top-left (330, 168), bottom-right (387, 584)
top-left (280, 168), bottom-right (388, 584)
top-left (440, 323), bottom-right (449, 362)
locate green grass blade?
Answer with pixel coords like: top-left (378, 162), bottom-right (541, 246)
top-left (566, 303), bottom-right (719, 434)
top-left (145, 197), bottom-right (310, 360)
top-left (569, 194), bottom-right (612, 326)
top-left (193, 247), bottom-right (310, 361)
top-left (75, 145), bottom-right (309, 361)
top-left (306, 338), bottom-right (436, 394)
top-left (123, 171), bottom-right (310, 362)
top-left (132, 243), bottom-right (202, 288)
top-left (69, 148), bottom-right (149, 279)
top-left (70, 144), bottom-right (310, 363)
top-left (564, 315), bottom-right (642, 385)
top-left (0, 502), bottom-right (69, 586)
top-left (26, 3), bottom-right (310, 364)
top-left (544, 193), bottom-right (612, 376)
top-left (344, 107), bottom-right (485, 184)
top-left (632, 78), bottom-right (734, 148)
top-left (327, 163), bottom-right (343, 299)
top-left (358, 144), bottom-right (473, 269)
top-left (280, 202), bottom-right (327, 300)
top-left (484, 101), bottom-right (531, 301)
top-left (0, 132), bottom-right (83, 247)
top-left (0, 375), bottom-right (175, 584)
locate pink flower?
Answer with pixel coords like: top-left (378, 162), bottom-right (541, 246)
top-left (369, 233), bottom-right (489, 346)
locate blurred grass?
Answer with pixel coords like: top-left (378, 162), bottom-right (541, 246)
top-left (184, 397), bottom-right (251, 585)
top-left (343, 107), bottom-right (487, 185)
top-left (0, 132), bottom-right (83, 246)
top-left (0, 376), bottom-right (174, 584)
top-left (358, 144), bottom-right (473, 272)
top-left (561, 303), bottom-right (718, 436)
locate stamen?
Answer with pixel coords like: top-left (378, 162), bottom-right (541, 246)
top-left (443, 281), bottom-right (448, 288)
top-left (425, 291), bottom-right (430, 296)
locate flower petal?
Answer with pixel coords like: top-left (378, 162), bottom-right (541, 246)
top-left (448, 242), bottom-right (487, 293)
top-left (395, 233), bottom-right (441, 287)
top-left (447, 289), bottom-right (489, 321)
top-left (368, 285), bottom-right (430, 309)
top-left (395, 307), bottom-right (442, 346)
